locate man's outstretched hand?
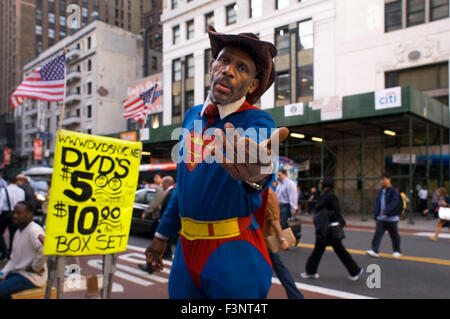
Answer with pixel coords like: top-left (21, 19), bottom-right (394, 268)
top-left (145, 237), bottom-right (167, 272)
top-left (212, 123), bottom-right (289, 183)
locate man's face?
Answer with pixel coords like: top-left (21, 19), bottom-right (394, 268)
top-left (381, 177), bottom-right (391, 188)
top-left (16, 178), bottom-right (25, 186)
top-left (209, 46), bottom-right (260, 105)
top-left (277, 172), bottom-right (285, 181)
top-left (12, 204), bottom-right (32, 228)
top-left (154, 175), bottom-right (162, 185)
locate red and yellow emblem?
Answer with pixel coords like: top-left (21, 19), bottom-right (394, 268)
top-left (185, 131), bottom-right (216, 171)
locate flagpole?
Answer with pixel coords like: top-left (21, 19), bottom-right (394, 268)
top-left (58, 47), bottom-right (68, 132)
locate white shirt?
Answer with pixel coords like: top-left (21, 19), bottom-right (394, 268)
top-left (0, 184), bottom-right (25, 213)
top-left (165, 185), bottom-right (175, 194)
top-left (275, 178), bottom-right (298, 211)
top-left (1, 221), bottom-right (48, 287)
top-left (418, 189), bottom-right (428, 200)
top-left (200, 96), bottom-right (246, 120)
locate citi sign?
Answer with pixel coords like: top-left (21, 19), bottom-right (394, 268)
top-left (375, 87), bottom-right (402, 110)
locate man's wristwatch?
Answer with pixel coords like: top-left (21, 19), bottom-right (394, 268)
top-left (245, 175), bottom-right (270, 190)
top-left (279, 237), bottom-right (286, 242)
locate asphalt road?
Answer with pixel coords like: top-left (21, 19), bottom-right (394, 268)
top-left (60, 225), bottom-right (450, 299)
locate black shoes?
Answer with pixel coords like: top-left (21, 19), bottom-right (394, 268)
top-left (138, 263), bottom-right (154, 274)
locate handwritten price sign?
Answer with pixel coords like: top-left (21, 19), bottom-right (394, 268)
top-left (43, 130), bottom-right (142, 256)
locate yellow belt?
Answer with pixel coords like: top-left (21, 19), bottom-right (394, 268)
top-left (180, 216), bottom-right (242, 240)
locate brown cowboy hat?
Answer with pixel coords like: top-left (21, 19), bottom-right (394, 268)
top-left (207, 26), bottom-right (277, 105)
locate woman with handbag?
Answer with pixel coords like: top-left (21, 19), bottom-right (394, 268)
top-left (423, 187), bottom-right (450, 241)
top-left (301, 178), bottom-right (363, 281)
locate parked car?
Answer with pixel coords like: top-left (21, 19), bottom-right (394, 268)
top-left (131, 187), bottom-right (159, 236)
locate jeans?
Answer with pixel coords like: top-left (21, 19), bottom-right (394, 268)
top-left (371, 220), bottom-right (401, 253)
top-left (0, 272), bottom-right (37, 298)
top-left (279, 204), bottom-right (290, 229)
top-left (305, 238), bottom-right (361, 277)
top-left (0, 212), bottom-right (15, 257)
top-left (269, 251), bottom-right (304, 299)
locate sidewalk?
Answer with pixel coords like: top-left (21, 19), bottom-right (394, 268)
top-left (298, 212), bottom-right (440, 233)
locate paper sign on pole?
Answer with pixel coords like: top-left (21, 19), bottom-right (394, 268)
top-left (34, 139), bottom-right (43, 161)
top-left (43, 130), bottom-right (142, 256)
top-left (4, 148), bottom-right (11, 165)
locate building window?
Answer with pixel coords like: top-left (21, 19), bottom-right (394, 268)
top-left (82, 7), bottom-right (89, 18)
top-left (407, 0), bottom-right (425, 26)
top-left (152, 56), bottom-right (158, 70)
top-left (36, 9), bottom-right (42, 21)
top-left (298, 19), bottom-right (313, 50)
top-left (173, 59), bottom-right (181, 82)
top-left (275, 26), bottom-right (289, 55)
top-left (49, 13), bottom-right (55, 24)
top-left (430, 0), bottom-right (449, 21)
top-left (59, 31), bottom-right (66, 38)
top-left (186, 55), bottom-right (195, 78)
top-left (87, 37), bottom-right (92, 50)
top-left (205, 12), bottom-right (214, 32)
top-left (297, 19), bottom-right (314, 101)
top-left (297, 65), bottom-right (314, 99)
top-left (87, 105), bottom-right (92, 118)
top-left (186, 20), bottom-right (195, 40)
top-left (226, 4), bottom-right (237, 25)
top-left (172, 25), bottom-right (180, 45)
top-left (172, 94), bottom-right (182, 117)
top-left (250, 0), bottom-right (263, 18)
top-left (87, 82), bottom-right (92, 95)
top-left (385, 62), bottom-right (449, 106)
top-left (385, 0), bottom-right (448, 32)
top-left (385, 0), bottom-right (402, 32)
top-left (49, 28), bottom-right (55, 39)
top-left (275, 72), bottom-right (290, 104)
top-left (35, 25), bottom-right (43, 36)
top-left (276, 0), bottom-right (290, 10)
top-left (87, 59), bottom-right (92, 72)
top-left (185, 90), bottom-right (194, 109)
top-left (59, 15), bottom-right (66, 27)
top-left (204, 49), bottom-right (212, 73)
top-left (171, 0), bottom-right (178, 9)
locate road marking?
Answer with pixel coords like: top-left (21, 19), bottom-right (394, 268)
top-left (414, 232), bottom-right (450, 239)
top-left (115, 263), bottom-right (168, 284)
top-left (271, 278), bottom-right (375, 299)
top-left (63, 275), bottom-right (124, 293)
top-left (127, 244), bottom-right (146, 253)
top-left (297, 243), bottom-right (450, 266)
top-left (127, 244), bottom-right (375, 299)
top-left (88, 259), bottom-right (154, 286)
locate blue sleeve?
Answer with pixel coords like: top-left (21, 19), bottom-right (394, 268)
top-left (230, 111), bottom-right (276, 213)
top-left (385, 189), bottom-right (400, 216)
top-left (155, 186), bottom-right (181, 238)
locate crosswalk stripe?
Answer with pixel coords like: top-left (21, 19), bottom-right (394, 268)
top-left (115, 263), bottom-right (168, 283)
top-left (87, 259), bottom-right (154, 287)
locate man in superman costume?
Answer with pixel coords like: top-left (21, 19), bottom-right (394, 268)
top-left (146, 26), bottom-right (289, 299)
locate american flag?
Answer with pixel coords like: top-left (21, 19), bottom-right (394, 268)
top-left (10, 53), bottom-right (66, 108)
top-left (122, 83), bottom-right (158, 123)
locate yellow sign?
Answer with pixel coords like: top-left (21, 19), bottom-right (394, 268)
top-left (43, 130), bottom-right (142, 256)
